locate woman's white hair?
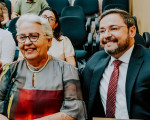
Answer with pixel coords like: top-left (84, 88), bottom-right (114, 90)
top-left (16, 14), bottom-right (53, 39)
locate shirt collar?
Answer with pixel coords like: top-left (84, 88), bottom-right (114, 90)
top-left (26, 0), bottom-right (36, 3)
top-left (110, 45), bottom-right (134, 65)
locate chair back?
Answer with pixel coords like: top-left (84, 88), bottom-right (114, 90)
top-left (60, 16), bottom-right (87, 49)
top-left (133, 16), bottom-right (139, 33)
top-left (46, 0), bottom-right (69, 16)
top-left (61, 6), bottom-right (86, 23)
top-left (102, 0), bottom-right (129, 12)
top-left (134, 33), bottom-right (146, 47)
top-left (143, 32), bottom-right (150, 48)
top-left (74, 0), bottom-right (99, 15)
top-left (8, 17), bottom-right (19, 46)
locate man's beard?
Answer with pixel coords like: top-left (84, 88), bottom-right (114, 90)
top-left (103, 36), bottom-right (130, 56)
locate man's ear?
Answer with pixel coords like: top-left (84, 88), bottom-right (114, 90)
top-left (129, 26), bottom-right (136, 38)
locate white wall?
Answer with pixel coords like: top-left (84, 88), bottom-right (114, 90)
top-left (130, 0), bottom-right (150, 34)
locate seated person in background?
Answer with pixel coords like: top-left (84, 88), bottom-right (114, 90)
top-left (0, 28), bottom-right (16, 67)
top-left (19, 7), bottom-right (76, 67)
top-left (0, 14), bottom-right (87, 120)
top-left (98, 0), bottom-right (103, 15)
top-left (12, 0), bottom-right (48, 19)
top-left (0, 0), bottom-right (9, 28)
top-left (10, 0), bottom-right (17, 19)
top-left (39, 7), bottom-right (76, 67)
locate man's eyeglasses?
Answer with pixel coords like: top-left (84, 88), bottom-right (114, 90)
top-left (97, 25), bottom-right (126, 35)
top-left (16, 33), bottom-right (39, 43)
top-left (41, 15), bottom-right (56, 23)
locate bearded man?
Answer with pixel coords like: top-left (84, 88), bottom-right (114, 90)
top-left (82, 9), bottom-right (150, 120)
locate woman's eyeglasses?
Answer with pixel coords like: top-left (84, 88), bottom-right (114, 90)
top-left (41, 15), bottom-right (56, 23)
top-left (16, 33), bottom-right (40, 43)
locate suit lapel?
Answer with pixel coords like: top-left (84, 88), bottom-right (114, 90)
top-left (126, 45), bottom-right (144, 117)
top-left (88, 55), bottom-right (110, 110)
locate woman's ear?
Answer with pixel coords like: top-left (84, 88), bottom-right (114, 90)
top-left (53, 23), bottom-right (58, 29)
top-left (47, 38), bottom-right (52, 49)
top-left (129, 26), bottom-right (136, 38)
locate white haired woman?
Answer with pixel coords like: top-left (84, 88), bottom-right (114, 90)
top-left (0, 14), bottom-right (87, 120)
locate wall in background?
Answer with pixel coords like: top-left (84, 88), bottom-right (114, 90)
top-left (130, 0), bottom-right (150, 35)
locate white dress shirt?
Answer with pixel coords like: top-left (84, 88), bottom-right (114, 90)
top-left (0, 29), bottom-right (16, 66)
top-left (99, 45), bottom-right (134, 119)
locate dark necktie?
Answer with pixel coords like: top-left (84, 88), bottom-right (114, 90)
top-left (106, 60), bottom-right (122, 118)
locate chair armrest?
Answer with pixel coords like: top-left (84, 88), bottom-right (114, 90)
top-left (86, 17), bottom-right (92, 33)
top-left (93, 33), bottom-right (100, 53)
top-left (96, 33), bottom-right (100, 48)
top-left (75, 50), bottom-right (87, 72)
top-left (95, 17), bottom-right (99, 31)
top-left (13, 47), bottom-right (19, 61)
top-left (92, 33), bottom-right (103, 54)
top-left (84, 32), bottom-right (93, 57)
top-left (143, 32), bottom-right (150, 48)
top-left (5, 20), bottom-right (11, 29)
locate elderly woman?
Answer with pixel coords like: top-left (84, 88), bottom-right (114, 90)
top-left (0, 14), bottom-right (87, 120)
top-left (18, 7), bottom-right (76, 67)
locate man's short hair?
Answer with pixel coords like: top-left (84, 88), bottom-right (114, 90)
top-left (99, 9), bottom-right (135, 28)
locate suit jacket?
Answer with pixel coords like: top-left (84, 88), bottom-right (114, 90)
top-left (82, 44), bottom-right (150, 120)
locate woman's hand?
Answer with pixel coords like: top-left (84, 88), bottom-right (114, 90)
top-left (0, 114), bottom-right (9, 120)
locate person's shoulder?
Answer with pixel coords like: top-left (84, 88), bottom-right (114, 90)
top-left (60, 35), bottom-right (73, 47)
top-left (0, 30), bottom-right (14, 42)
top-left (0, 29), bottom-right (12, 37)
top-left (8, 60), bottom-right (23, 67)
top-left (84, 50), bottom-right (108, 71)
top-left (88, 50), bottom-right (108, 63)
top-left (50, 56), bottom-right (65, 65)
top-left (1, 60), bottom-right (20, 73)
top-left (51, 56), bottom-right (74, 66)
top-left (141, 46), bottom-right (150, 56)
top-left (134, 45), bottom-right (150, 60)
top-left (60, 35), bottom-right (70, 42)
top-left (39, 0), bottom-right (47, 4)
top-left (16, 0), bottom-right (22, 4)
top-left (0, 29), bottom-right (11, 34)
top-left (50, 56), bottom-right (78, 73)
top-left (135, 44), bottom-right (150, 54)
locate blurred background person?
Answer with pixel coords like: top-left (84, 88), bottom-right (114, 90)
top-left (0, 27), bottom-right (16, 67)
top-left (12, 0), bottom-right (49, 19)
top-left (39, 7), bottom-right (76, 67)
top-left (0, 14), bottom-right (86, 120)
top-left (10, 0), bottom-right (17, 19)
top-left (0, 0), bottom-right (9, 28)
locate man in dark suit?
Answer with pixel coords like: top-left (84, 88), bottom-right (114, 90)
top-left (82, 9), bottom-right (150, 120)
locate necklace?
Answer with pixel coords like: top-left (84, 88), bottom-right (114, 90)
top-left (26, 56), bottom-right (49, 73)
